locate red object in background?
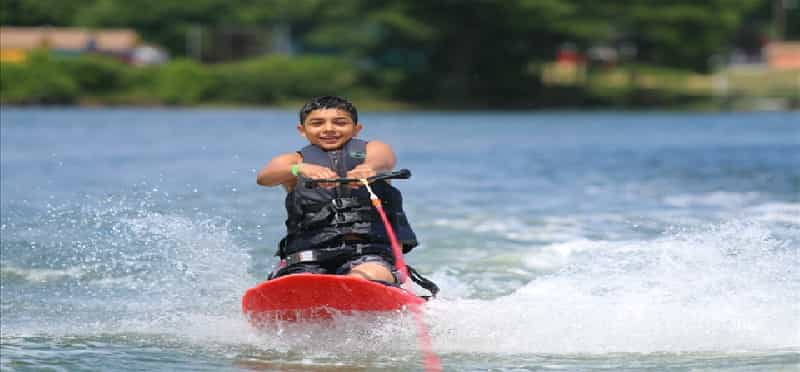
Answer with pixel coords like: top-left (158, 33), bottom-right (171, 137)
top-left (242, 274), bottom-right (425, 323)
top-left (557, 49), bottom-right (580, 64)
top-left (556, 44), bottom-right (586, 66)
top-left (767, 42), bottom-right (800, 70)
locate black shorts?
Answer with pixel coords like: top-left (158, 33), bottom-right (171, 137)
top-left (269, 253), bottom-right (400, 284)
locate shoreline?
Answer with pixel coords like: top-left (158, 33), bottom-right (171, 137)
top-left (2, 99), bottom-right (797, 113)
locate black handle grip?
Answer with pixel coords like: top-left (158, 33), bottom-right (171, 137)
top-left (304, 169), bottom-right (411, 188)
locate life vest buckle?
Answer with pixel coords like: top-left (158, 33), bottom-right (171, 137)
top-left (285, 250), bottom-right (318, 265)
top-left (332, 212), bottom-right (346, 225)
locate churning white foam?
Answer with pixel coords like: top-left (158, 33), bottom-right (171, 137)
top-left (749, 202), bottom-right (800, 226)
top-left (431, 214), bottom-right (589, 242)
top-left (2, 207), bottom-right (253, 337)
top-left (0, 263), bottom-right (86, 283)
top-left (425, 220), bottom-right (800, 354)
top-left (663, 191), bottom-right (762, 209)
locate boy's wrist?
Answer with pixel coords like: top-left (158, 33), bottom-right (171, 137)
top-left (291, 164), bottom-right (301, 177)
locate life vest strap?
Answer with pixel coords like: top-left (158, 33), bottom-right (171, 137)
top-left (282, 242), bottom-right (392, 265)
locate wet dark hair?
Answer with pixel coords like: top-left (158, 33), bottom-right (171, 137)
top-left (299, 96), bottom-right (358, 125)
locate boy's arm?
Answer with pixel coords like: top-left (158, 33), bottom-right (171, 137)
top-left (256, 152), bottom-right (302, 188)
top-left (257, 152), bottom-right (339, 189)
top-left (347, 140), bottom-right (397, 179)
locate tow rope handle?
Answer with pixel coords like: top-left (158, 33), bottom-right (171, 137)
top-left (305, 169), bottom-right (410, 188)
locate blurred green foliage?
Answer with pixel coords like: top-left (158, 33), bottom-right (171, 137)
top-left (212, 55), bottom-right (358, 103)
top-left (154, 59), bottom-right (215, 105)
top-left (1, 0), bottom-right (796, 108)
top-left (0, 51), bottom-right (79, 104)
top-left (0, 52), bottom-right (363, 106)
top-left (61, 54), bottom-right (128, 93)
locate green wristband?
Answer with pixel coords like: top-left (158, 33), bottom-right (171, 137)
top-left (291, 164), bottom-right (300, 177)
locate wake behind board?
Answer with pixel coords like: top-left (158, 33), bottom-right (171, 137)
top-left (242, 274), bottom-right (426, 323)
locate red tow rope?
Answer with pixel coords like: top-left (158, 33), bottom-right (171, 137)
top-left (362, 180), bottom-right (442, 372)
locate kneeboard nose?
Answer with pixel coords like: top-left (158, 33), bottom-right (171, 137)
top-left (242, 274), bottom-right (425, 324)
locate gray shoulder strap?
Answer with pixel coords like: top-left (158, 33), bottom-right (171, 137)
top-left (298, 144), bottom-right (327, 167)
top-left (343, 139), bottom-right (367, 171)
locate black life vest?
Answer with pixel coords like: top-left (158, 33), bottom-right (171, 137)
top-left (278, 139), bottom-right (418, 258)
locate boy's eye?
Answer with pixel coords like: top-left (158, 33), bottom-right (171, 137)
top-left (305, 118), bottom-right (352, 127)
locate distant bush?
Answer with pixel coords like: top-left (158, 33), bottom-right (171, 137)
top-left (59, 54), bottom-right (128, 94)
top-left (0, 53), bottom-right (366, 106)
top-left (212, 55), bottom-right (359, 104)
top-left (0, 51), bottom-right (79, 104)
top-left (6, 51), bottom-right (722, 108)
top-left (154, 59), bottom-right (216, 105)
top-left (213, 58), bottom-right (280, 103)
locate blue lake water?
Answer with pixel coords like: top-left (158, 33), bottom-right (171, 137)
top-left (1, 107), bottom-right (799, 371)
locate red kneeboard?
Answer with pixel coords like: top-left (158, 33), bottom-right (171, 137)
top-left (242, 274), bottom-right (425, 323)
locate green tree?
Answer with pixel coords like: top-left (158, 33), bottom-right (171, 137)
top-left (0, 51), bottom-right (79, 104)
top-left (1, 0), bottom-right (783, 107)
top-left (154, 59), bottom-right (215, 104)
top-left (590, 0), bottom-right (764, 71)
top-left (0, 0), bottom-right (95, 26)
top-left (73, 0), bottom-right (240, 56)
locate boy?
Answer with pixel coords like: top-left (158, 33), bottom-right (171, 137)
top-left (257, 96), bottom-right (418, 284)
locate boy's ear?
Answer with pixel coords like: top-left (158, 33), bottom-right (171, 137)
top-left (296, 123), bottom-right (306, 137)
top-left (354, 122), bottom-right (363, 136)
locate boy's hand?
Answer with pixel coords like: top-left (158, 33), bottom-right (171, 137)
top-left (296, 163), bottom-right (338, 188)
top-left (347, 164), bottom-right (377, 180)
top-left (296, 163), bottom-right (337, 179)
top-left (347, 164), bottom-right (376, 188)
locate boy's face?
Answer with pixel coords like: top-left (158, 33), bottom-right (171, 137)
top-left (297, 108), bottom-right (362, 151)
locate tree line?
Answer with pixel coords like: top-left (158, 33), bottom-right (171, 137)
top-left (1, 0), bottom-right (796, 107)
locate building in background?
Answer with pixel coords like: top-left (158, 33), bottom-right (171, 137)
top-left (766, 41), bottom-right (800, 70)
top-left (0, 27), bottom-right (167, 65)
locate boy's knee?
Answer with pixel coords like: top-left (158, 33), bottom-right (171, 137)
top-left (347, 262), bottom-right (395, 283)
